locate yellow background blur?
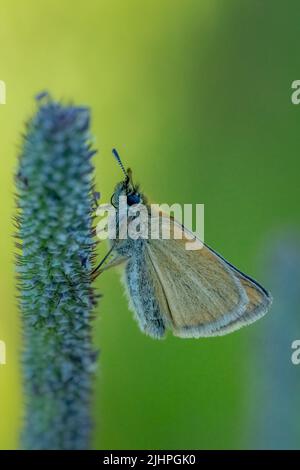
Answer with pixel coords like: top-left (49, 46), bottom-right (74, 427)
top-left (1, 0), bottom-right (299, 449)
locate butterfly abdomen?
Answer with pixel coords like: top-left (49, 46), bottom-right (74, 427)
top-left (121, 243), bottom-right (166, 339)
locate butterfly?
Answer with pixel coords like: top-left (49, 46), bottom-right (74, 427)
top-left (93, 149), bottom-right (272, 339)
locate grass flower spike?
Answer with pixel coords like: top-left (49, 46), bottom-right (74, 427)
top-left (15, 93), bottom-right (99, 450)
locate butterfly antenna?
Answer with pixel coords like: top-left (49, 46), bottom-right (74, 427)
top-left (112, 148), bottom-right (128, 179)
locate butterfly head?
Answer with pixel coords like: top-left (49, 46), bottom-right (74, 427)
top-left (111, 149), bottom-right (144, 208)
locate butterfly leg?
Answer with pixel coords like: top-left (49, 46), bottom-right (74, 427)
top-left (91, 246), bottom-right (128, 279)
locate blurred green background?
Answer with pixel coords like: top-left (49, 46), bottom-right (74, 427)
top-left (1, 0), bottom-right (300, 450)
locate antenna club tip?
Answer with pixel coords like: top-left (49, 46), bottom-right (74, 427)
top-left (112, 148), bottom-right (128, 178)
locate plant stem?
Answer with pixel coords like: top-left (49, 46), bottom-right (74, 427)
top-left (15, 93), bottom-right (99, 450)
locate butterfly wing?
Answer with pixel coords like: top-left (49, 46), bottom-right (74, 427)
top-left (145, 215), bottom-right (272, 337)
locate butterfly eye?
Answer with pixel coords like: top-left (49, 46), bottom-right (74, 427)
top-left (127, 192), bottom-right (141, 206)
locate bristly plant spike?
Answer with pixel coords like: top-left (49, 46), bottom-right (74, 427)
top-left (15, 93), bottom-right (99, 450)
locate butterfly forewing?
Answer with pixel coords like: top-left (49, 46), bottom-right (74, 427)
top-left (145, 214), bottom-right (271, 337)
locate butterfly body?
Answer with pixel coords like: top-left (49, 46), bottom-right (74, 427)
top-left (109, 181), bottom-right (166, 337)
top-left (122, 243), bottom-right (167, 338)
